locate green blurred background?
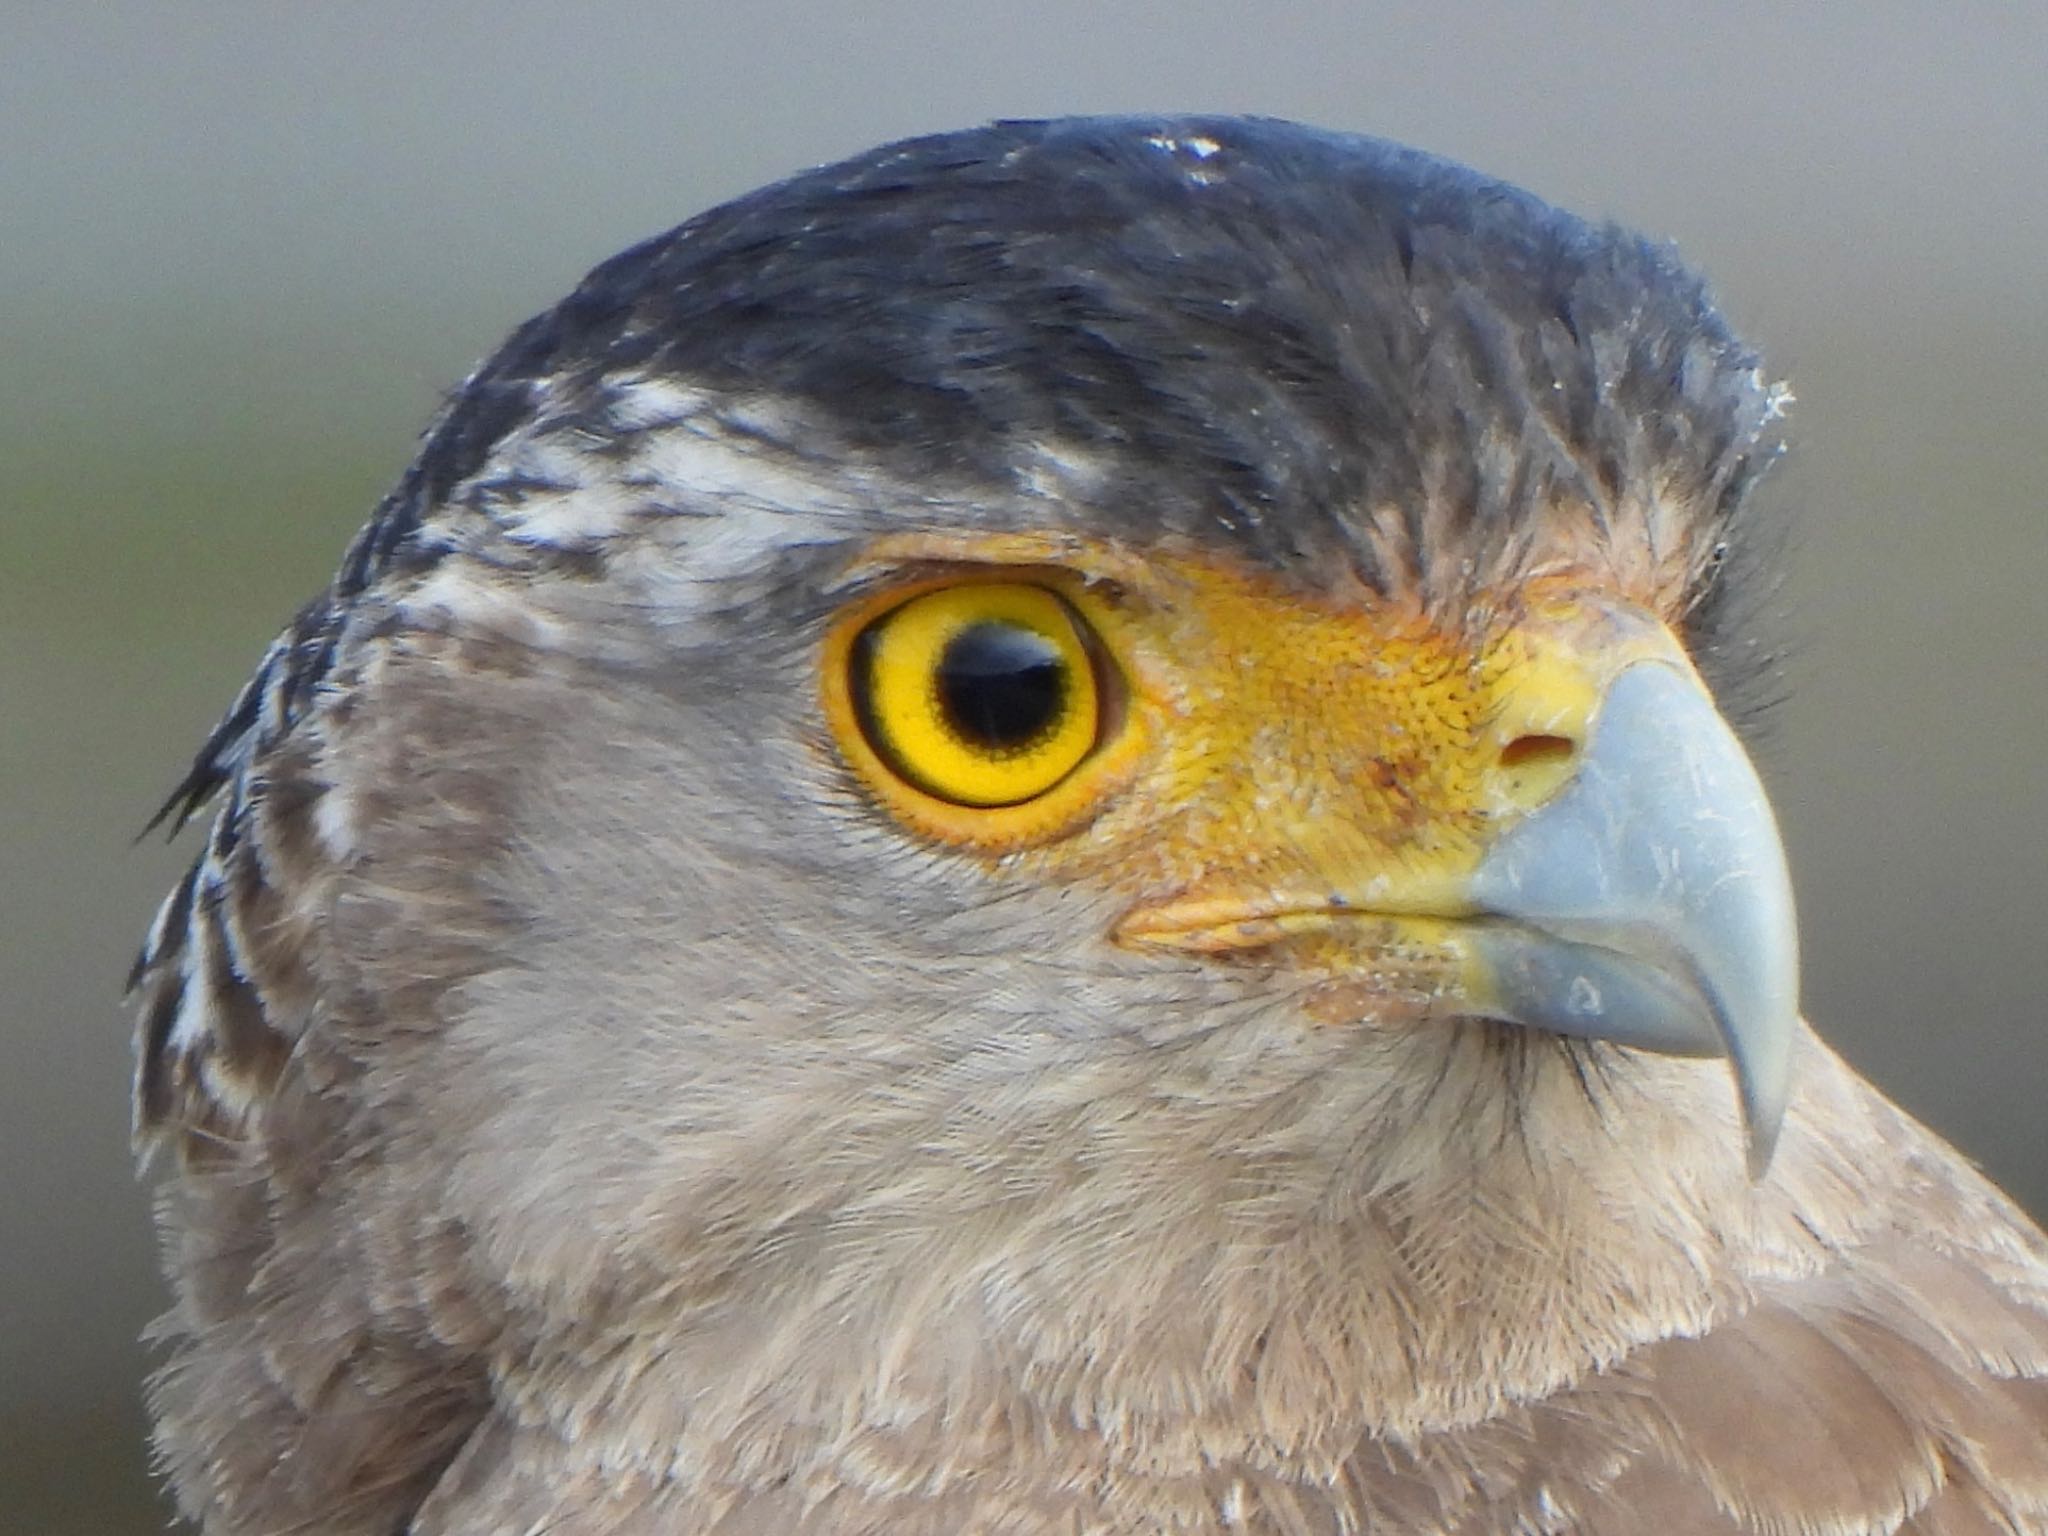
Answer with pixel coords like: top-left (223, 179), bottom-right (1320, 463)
top-left (4, 4), bottom-right (2043, 1529)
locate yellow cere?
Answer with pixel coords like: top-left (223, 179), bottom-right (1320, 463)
top-left (819, 531), bottom-right (1682, 974)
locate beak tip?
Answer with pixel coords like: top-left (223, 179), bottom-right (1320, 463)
top-left (1742, 1101), bottom-right (1784, 1180)
top-left (1733, 1013), bottom-right (1797, 1180)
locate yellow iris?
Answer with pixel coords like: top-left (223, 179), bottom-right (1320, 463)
top-left (851, 583), bottom-right (1100, 807)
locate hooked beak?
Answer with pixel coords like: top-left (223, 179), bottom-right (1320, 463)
top-left (1464, 658), bottom-right (1800, 1174)
top-left (1117, 614), bottom-right (1801, 1176)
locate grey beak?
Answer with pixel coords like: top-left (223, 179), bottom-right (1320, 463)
top-left (1467, 660), bottom-right (1801, 1175)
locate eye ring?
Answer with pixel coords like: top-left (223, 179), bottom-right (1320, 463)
top-left (849, 583), bottom-right (1101, 807)
top-left (815, 573), bottom-right (1146, 847)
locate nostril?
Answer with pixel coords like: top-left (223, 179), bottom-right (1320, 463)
top-left (1499, 734), bottom-right (1577, 772)
top-left (1492, 732), bottom-right (1580, 812)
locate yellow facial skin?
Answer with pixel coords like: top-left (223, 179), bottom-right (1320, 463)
top-left (821, 530), bottom-right (1682, 973)
top-left (821, 527), bottom-right (1799, 1161)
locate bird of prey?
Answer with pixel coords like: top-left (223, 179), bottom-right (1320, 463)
top-left (130, 117), bottom-right (2048, 1534)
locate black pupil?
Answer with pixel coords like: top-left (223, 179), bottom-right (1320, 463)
top-left (936, 623), bottom-right (1067, 750)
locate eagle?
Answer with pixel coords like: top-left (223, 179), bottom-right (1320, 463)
top-left (130, 116), bottom-right (2048, 1534)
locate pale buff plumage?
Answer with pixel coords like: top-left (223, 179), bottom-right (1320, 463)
top-left (132, 118), bottom-right (2048, 1534)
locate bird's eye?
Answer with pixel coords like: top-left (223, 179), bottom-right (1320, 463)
top-left (849, 584), bottom-right (1102, 807)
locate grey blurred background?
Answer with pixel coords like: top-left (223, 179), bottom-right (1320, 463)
top-left (4, 4), bottom-right (2043, 1529)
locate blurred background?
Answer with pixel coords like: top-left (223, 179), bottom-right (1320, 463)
top-left (4, 4), bottom-right (2043, 1529)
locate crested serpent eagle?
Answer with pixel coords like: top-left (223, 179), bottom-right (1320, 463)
top-left (131, 116), bottom-right (2048, 1534)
